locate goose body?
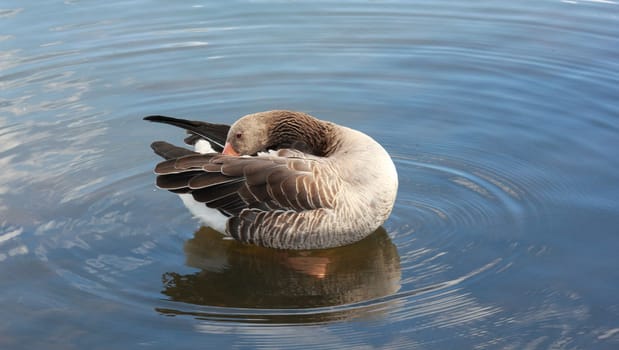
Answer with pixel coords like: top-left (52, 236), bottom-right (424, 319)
top-left (145, 110), bottom-right (398, 250)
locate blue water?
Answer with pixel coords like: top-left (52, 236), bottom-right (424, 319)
top-left (1, 1), bottom-right (618, 349)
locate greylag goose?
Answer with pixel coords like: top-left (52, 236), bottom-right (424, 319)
top-left (144, 110), bottom-right (398, 249)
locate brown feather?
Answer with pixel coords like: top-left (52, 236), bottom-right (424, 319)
top-left (174, 154), bottom-right (214, 170)
top-left (243, 161), bottom-right (280, 185)
top-left (191, 181), bottom-right (244, 203)
top-left (155, 159), bottom-right (182, 175)
top-left (219, 158), bottom-right (253, 176)
top-left (156, 171), bottom-right (202, 190)
top-left (187, 173), bottom-right (242, 189)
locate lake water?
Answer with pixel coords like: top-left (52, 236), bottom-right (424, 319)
top-left (1, 0), bottom-right (618, 348)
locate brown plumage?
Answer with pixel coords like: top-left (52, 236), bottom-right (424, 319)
top-left (144, 110), bottom-right (398, 250)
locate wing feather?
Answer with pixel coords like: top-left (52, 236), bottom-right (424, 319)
top-left (154, 152), bottom-right (338, 211)
top-left (156, 171), bottom-right (203, 190)
top-left (174, 154), bottom-right (215, 170)
top-left (188, 173), bottom-right (242, 189)
top-left (151, 147), bottom-right (342, 248)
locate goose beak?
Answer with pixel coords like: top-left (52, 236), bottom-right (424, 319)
top-left (222, 142), bottom-right (240, 156)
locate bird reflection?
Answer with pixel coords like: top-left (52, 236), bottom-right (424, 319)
top-left (161, 226), bottom-right (401, 309)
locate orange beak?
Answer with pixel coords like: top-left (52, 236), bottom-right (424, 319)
top-left (222, 142), bottom-right (240, 156)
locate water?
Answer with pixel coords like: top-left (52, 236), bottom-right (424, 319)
top-left (1, 0), bottom-right (618, 348)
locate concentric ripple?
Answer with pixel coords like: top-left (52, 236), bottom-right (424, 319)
top-left (2, 0), bottom-right (618, 348)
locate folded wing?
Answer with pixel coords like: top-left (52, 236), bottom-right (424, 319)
top-left (152, 145), bottom-right (341, 246)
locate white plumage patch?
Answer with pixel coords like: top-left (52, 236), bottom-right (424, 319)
top-left (179, 193), bottom-right (228, 234)
top-left (175, 138), bottom-right (228, 233)
top-left (257, 149), bottom-right (279, 157)
top-left (194, 139), bottom-right (217, 154)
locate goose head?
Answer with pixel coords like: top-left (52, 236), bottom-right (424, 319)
top-left (222, 110), bottom-right (335, 157)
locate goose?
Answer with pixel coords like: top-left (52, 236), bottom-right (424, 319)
top-left (144, 110), bottom-right (398, 250)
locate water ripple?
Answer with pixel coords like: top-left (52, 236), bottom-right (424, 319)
top-left (1, 0), bottom-right (618, 348)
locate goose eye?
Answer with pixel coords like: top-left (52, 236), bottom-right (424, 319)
top-left (235, 132), bottom-right (243, 139)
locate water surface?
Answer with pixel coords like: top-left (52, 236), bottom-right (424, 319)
top-left (1, 0), bottom-right (618, 349)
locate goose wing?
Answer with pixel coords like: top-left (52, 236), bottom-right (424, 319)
top-left (153, 148), bottom-right (339, 215)
top-left (153, 147), bottom-right (342, 245)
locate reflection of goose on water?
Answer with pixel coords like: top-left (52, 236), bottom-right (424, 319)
top-left (144, 110), bottom-right (398, 249)
top-left (161, 226), bottom-right (401, 309)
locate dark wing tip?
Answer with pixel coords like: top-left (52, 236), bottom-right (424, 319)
top-left (143, 115), bottom-right (163, 122)
top-left (143, 115), bottom-right (229, 152)
top-left (144, 115), bottom-right (186, 124)
top-left (150, 140), bottom-right (167, 149)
